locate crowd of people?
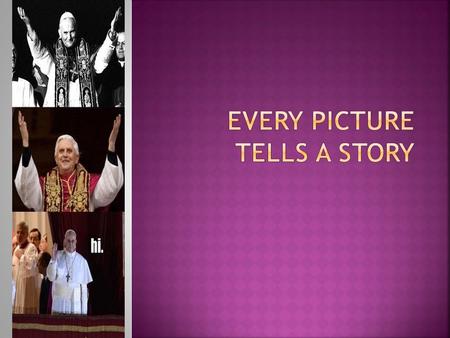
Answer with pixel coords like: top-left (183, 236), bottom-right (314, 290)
top-left (13, 6), bottom-right (125, 108)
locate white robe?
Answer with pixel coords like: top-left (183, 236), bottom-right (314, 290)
top-left (94, 35), bottom-right (117, 74)
top-left (47, 250), bottom-right (93, 315)
top-left (14, 155), bottom-right (124, 211)
top-left (27, 33), bottom-right (115, 107)
top-left (12, 243), bottom-right (40, 314)
top-left (12, 77), bottom-right (37, 107)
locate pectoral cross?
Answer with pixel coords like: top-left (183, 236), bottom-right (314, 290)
top-left (69, 68), bottom-right (79, 82)
top-left (66, 273), bottom-right (70, 282)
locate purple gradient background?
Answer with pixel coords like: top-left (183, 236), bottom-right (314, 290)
top-left (133, 1), bottom-right (448, 337)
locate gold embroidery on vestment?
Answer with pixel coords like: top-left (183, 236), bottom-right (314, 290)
top-left (44, 164), bottom-right (90, 212)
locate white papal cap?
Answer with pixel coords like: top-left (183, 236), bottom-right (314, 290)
top-left (59, 12), bottom-right (77, 26)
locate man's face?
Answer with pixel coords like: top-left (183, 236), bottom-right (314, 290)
top-left (54, 139), bottom-right (79, 175)
top-left (59, 19), bottom-right (77, 48)
top-left (116, 33), bottom-right (125, 61)
top-left (12, 46), bottom-right (16, 71)
top-left (64, 233), bottom-right (77, 253)
top-left (16, 226), bottom-right (28, 245)
top-left (29, 231), bottom-right (40, 250)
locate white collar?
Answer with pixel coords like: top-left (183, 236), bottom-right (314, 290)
top-left (118, 61), bottom-right (125, 68)
top-left (64, 250), bottom-right (77, 258)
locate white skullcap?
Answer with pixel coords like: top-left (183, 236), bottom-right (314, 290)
top-left (59, 12), bottom-right (76, 26)
top-left (54, 134), bottom-right (80, 156)
top-left (65, 229), bottom-right (77, 237)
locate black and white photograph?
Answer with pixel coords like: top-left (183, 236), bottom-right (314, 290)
top-left (13, 0), bottom-right (125, 108)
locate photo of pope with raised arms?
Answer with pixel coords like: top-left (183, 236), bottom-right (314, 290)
top-left (13, 0), bottom-right (124, 108)
top-left (13, 109), bottom-right (124, 212)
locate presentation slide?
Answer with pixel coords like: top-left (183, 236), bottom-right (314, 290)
top-left (2, 1), bottom-right (447, 338)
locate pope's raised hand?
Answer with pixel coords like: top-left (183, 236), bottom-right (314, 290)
top-left (17, 7), bottom-right (30, 26)
top-left (110, 7), bottom-right (122, 33)
top-left (18, 111), bottom-right (29, 147)
top-left (52, 243), bottom-right (58, 259)
top-left (108, 114), bottom-right (122, 152)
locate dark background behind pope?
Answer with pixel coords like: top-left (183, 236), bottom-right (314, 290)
top-left (12, 108), bottom-right (125, 212)
top-left (13, 0), bottom-right (124, 87)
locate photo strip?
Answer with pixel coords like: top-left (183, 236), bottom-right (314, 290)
top-left (12, 0), bottom-right (126, 337)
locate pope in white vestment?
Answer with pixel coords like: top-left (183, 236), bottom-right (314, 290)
top-left (15, 152), bottom-right (124, 212)
top-left (47, 250), bottom-right (93, 314)
top-left (47, 229), bottom-right (93, 315)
